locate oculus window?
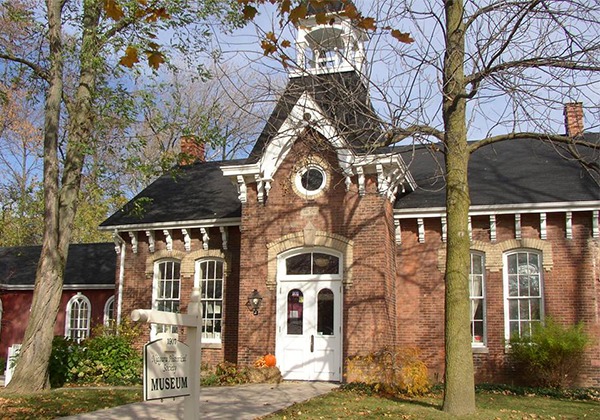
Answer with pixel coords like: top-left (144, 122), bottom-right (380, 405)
top-left (294, 165), bottom-right (327, 197)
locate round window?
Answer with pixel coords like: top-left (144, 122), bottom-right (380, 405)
top-left (295, 165), bottom-right (327, 196)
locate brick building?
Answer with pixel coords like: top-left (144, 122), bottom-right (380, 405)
top-left (100, 5), bottom-right (600, 385)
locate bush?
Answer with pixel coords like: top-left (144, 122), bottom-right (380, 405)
top-left (49, 321), bottom-right (143, 387)
top-left (346, 347), bottom-right (430, 396)
top-left (213, 361), bottom-right (249, 385)
top-left (49, 336), bottom-right (84, 388)
top-left (509, 318), bottom-right (589, 388)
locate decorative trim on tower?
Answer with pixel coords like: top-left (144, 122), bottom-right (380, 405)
top-left (146, 230), bottom-right (155, 253)
top-left (540, 213), bottom-right (547, 240)
top-left (129, 231), bottom-right (138, 254)
top-left (291, 6), bottom-right (368, 78)
top-left (566, 211), bottom-right (573, 239)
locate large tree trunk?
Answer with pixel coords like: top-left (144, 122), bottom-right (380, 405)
top-left (441, 0), bottom-right (476, 415)
top-left (5, 0), bottom-right (65, 393)
top-left (6, 0), bottom-right (101, 393)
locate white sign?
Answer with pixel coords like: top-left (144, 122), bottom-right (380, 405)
top-left (144, 337), bottom-right (191, 401)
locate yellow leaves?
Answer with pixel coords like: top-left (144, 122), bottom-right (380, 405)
top-left (104, 0), bottom-right (170, 22)
top-left (391, 29), bottom-right (414, 44)
top-left (356, 17), bottom-right (376, 31)
top-left (145, 7), bottom-right (170, 23)
top-left (242, 5), bottom-right (258, 20)
top-left (314, 12), bottom-right (329, 25)
top-left (146, 51), bottom-right (165, 70)
top-left (118, 45), bottom-right (165, 70)
top-left (119, 46), bottom-right (139, 68)
top-left (104, 0), bottom-right (124, 21)
top-left (261, 39), bottom-right (277, 56)
top-left (288, 4), bottom-right (307, 23)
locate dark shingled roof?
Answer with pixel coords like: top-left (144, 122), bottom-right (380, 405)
top-left (0, 243), bottom-right (116, 289)
top-left (101, 160), bottom-right (242, 228)
top-left (395, 135), bottom-right (600, 210)
top-left (247, 71), bottom-right (383, 163)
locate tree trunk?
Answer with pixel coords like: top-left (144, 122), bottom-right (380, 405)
top-left (441, 0), bottom-right (476, 415)
top-left (6, 0), bottom-right (101, 393)
top-left (6, 0), bottom-right (65, 393)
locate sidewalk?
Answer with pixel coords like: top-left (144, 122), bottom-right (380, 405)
top-left (60, 381), bottom-right (338, 420)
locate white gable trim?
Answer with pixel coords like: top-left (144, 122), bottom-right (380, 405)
top-left (260, 91), bottom-right (354, 181)
top-left (221, 92), bottom-right (415, 203)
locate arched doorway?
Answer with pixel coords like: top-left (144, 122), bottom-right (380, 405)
top-left (275, 248), bottom-right (343, 381)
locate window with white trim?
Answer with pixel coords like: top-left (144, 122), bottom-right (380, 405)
top-left (294, 164), bottom-right (327, 197)
top-left (280, 249), bottom-right (342, 280)
top-left (65, 293), bottom-right (91, 343)
top-left (104, 296), bottom-right (115, 327)
top-left (152, 260), bottom-right (180, 337)
top-left (470, 252), bottom-right (486, 347)
top-left (196, 259), bottom-right (224, 343)
top-left (504, 250), bottom-right (544, 340)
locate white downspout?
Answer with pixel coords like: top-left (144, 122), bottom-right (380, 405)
top-left (113, 230), bottom-right (126, 327)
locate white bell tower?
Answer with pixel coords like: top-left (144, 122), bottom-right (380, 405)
top-left (291, 2), bottom-right (367, 77)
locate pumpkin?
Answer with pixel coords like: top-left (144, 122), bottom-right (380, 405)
top-left (264, 354), bottom-right (276, 367)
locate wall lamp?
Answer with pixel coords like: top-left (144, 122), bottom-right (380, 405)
top-left (246, 289), bottom-right (263, 316)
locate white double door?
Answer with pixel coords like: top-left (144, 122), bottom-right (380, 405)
top-left (276, 279), bottom-right (342, 381)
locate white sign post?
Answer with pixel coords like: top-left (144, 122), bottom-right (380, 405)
top-left (132, 287), bottom-right (202, 420)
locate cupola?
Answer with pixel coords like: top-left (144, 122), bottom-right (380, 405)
top-left (291, 1), bottom-right (367, 77)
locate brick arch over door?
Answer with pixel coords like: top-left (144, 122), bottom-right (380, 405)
top-left (266, 230), bottom-right (354, 289)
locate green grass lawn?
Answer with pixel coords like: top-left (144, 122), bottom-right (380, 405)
top-left (0, 385), bottom-right (598, 419)
top-left (264, 387), bottom-right (600, 419)
top-left (0, 387), bottom-right (142, 419)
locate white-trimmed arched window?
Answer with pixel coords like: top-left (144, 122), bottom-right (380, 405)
top-left (152, 259), bottom-right (181, 339)
top-left (65, 293), bottom-right (91, 342)
top-left (195, 259), bottom-right (224, 343)
top-left (104, 296), bottom-right (115, 327)
top-left (504, 250), bottom-right (544, 340)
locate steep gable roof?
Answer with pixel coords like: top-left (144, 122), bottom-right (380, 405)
top-left (247, 71), bottom-right (383, 164)
top-left (100, 160), bottom-right (242, 229)
top-left (395, 135), bottom-right (600, 211)
top-left (0, 243), bottom-right (116, 290)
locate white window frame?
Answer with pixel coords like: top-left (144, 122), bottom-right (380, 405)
top-left (503, 250), bottom-right (544, 341)
top-left (294, 164), bottom-right (327, 197)
top-left (152, 259), bottom-right (181, 339)
top-left (194, 259), bottom-right (225, 344)
top-left (103, 295), bottom-right (115, 327)
top-left (470, 252), bottom-right (486, 348)
top-left (65, 292), bottom-right (91, 343)
top-left (278, 247), bottom-right (343, 282)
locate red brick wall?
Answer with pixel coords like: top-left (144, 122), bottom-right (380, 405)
top-left (118, 226), bottom-right (241, 367)
top-left (396, 211), bottom-right (600, 386)
top-left (237, 133), bottom-right (398, 367)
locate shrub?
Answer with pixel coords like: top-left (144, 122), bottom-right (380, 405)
top-left (49, 321), bottom-right (143, 387)
top-left (214, 361), bottom-right (249, 385)
top-left (346, 347), bottom-right (430, 396)
top-left (509, 318), bottom-right (589, 388)
top-left (49, 336), bottom-right (84, 388)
